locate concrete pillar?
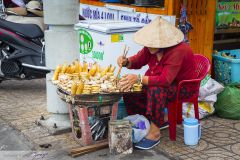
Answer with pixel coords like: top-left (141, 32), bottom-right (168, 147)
top-left (40, 0), bottom-right (79, 134)
top-left (44, 0), bottom-right (79, 25)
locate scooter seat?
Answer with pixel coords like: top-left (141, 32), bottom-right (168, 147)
top-left (0, 19), bottom-right (43, 39)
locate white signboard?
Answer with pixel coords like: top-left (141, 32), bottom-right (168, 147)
top-left (80, 3), bottom-right (118, 20)
top-left (80, 3), bottom-right (176, 25)
top-left (119, 11), bottom-right (176, 25)
top-left (119, 11), bottom-right (154, 24)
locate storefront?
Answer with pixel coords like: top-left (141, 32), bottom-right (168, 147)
top-left (214, 0), bottom-right (240, 51)
top-left (50, 0), bottom-right (240, 154)
top-left (213, 0), bottom-right (240, 85)
top-left (79, 0), bottom-right (217, 63)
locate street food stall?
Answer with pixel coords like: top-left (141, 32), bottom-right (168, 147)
top-left (52, 58), bottom-right (142, 156)
top-left (47, 0), bottom-right (240, 157)
top-left (53, 0), bottom-right (217, 147)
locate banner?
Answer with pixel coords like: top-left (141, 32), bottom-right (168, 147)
top-left (80, 4), bottom-right (118, 20)
top-left (80, 3), bottom-right (176, 25)
top-left (216, 0), bottom-right (240, 29)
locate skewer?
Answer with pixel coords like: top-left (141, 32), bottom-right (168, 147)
top-left (116, 46), bottom-right (129, 81)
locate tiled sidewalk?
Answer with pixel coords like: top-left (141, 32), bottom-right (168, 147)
top-left (0, 79), bottom-right (240, 159)
top-left (159, 116), bottom-right (240, 160)
top-left (0, 79), bottom-right (79, 150)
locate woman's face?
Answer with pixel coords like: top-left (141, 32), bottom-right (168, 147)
top-left (147, 47), bottom-right (160, 54)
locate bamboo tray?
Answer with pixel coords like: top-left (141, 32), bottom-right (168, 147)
top-left (57, 88), bottom-right (141, 106)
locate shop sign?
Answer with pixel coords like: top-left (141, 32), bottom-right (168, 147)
top-left (119, 12), bottom-right (155, 24)
top-left (79, 4), bottom-right (176, 24)
top-left (216, 0), bottom-right (240, 29)
top-left (79, 29), bottom-right (94, 54)
top-left (80, 4), bottom-right (118, 20)
top-left (118, 11), bottom-right (176, 25)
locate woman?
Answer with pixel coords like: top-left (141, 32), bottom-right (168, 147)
top-left (117, 17), bottom-right (196, 150)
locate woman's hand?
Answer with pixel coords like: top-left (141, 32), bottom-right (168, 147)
top-left (118, 74), bottom-right (138, 92)
top-left (117, 56), bottom-right (128, 67)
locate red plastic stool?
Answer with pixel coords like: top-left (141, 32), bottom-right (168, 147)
top-left (168, 54), bottom-right (211, 141)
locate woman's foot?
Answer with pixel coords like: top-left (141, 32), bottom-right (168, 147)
top-left (145, 122), bottom-right (161, 140)
top-left (134, 122), bottom-right (161, 150)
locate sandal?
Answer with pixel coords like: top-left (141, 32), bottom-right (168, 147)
top-left (134, 138), bottom-right (160, 150)
top-left (160, 122), bottom-right (169, 130)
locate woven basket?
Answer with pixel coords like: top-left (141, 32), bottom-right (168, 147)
top-left (57, 88), bottom-right (122, 106)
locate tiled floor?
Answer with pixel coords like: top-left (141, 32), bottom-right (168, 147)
top-left (158, 116), bottom-right (240, 160)
top-left (0, 79), bottom-right (240, 159)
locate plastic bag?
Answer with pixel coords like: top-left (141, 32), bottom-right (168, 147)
top-left (202, 94), bottom-right (217, 103)
top-left (124, 114), bottom-right (150, 143)
top-left (215, 86), bottom-right (240, 120)
top-left (199, 75), bottom-right (224, 100)
top-left (182, 101), bottom-right (215, 119)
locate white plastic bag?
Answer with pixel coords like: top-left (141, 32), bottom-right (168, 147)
top-left (182, 101), bottom-right (215, 119)
top-left (124, 114), bottom-right (150, 143)
top-left (201, 94), bottom-right (217, 103)
top-left (199, 75), bottom-right (224, 100)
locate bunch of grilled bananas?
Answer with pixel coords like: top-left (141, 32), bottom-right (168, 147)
top-left (52, 60), bottom-right (120, 95)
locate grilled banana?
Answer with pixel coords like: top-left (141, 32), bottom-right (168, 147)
top-left (53, 65), bottom-right (62, 80)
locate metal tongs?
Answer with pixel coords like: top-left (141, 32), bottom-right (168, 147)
top-left (116, 45), bottom-right (129, 83)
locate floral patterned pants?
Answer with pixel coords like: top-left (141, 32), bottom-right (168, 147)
top-left (123, 86), bottom-right (177, 128)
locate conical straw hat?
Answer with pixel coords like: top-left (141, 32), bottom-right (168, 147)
top-left (134, 16), bottom-right (184, 48)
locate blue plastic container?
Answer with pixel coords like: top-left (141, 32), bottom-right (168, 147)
top-left (117, 98), bottom-right (128, 120)
top-left (213, 49), bottom-right (240, 85)
top-left (183, 118), bottom-right (201, 146)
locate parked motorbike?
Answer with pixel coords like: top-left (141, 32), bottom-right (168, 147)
top-left (0, 16), bottom-right (49, 83)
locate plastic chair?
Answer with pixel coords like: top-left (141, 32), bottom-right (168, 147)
top-left (168, 54), bottom-right (211, 141)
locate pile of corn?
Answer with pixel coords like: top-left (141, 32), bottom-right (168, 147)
top-left (52, 60), bottom-right (120, 95)
top-left (52, 60), bottom-right (142, 95)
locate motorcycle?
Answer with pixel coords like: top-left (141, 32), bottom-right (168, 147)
top-left (0, 16), bottom-right (49, 83)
